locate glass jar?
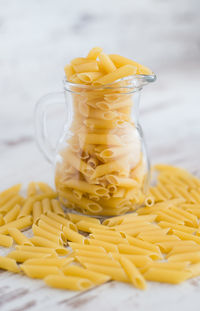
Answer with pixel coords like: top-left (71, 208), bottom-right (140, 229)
top-left (35, 74), bottom-right (156, 216)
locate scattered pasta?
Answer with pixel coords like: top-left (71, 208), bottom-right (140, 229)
top-left (0, 164), bottom-right (200, 292)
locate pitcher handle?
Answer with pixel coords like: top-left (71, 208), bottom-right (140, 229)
top-left (34, 92), bottom-right (66, 164)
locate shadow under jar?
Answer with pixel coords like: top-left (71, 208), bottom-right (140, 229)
top-left (35, 74), bottom-right (156, 217)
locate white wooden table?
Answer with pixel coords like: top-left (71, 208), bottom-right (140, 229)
top-left (1, 0), bottom-right (200, 310)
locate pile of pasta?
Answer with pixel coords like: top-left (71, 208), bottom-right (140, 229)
top-left (55, 47), bottom-right (152, 216)
top-left (1, 165), bottom-right (200, 290)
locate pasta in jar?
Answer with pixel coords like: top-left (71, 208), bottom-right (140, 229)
top-left (54, 47), bottom-right (155, 216)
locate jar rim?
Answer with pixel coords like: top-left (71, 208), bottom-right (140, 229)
top-left (63, 73), bottom-right (156, 92)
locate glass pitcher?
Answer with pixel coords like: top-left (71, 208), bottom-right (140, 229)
top-left (35, 74), bottom-right (156, 217)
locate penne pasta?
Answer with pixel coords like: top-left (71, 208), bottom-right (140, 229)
top-left (21, 264), bottom-right (62, 279)
top-left (8, 228), bottom-right (33, 246)
top-left (62, 265), bottom-right (110, 285)
top-left (45, 275), bottom-right (93, 291)
top-left (119, 256), bottom-right (146, 290)
top-left (0, 255), bottom-right (20, 273)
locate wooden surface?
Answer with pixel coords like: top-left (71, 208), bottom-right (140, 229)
top-left (1, 0), bottom-right (200, 310)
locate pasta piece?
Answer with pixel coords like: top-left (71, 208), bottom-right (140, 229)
top-left (0, 184), bottom-right (21, 203)
top-left (0, 195), bottom-right (24, 214)
top-left (45, 275), bottom-right (93, 291)
top-left (168, 251), bottom-right (200, 263)
top-left (19, 193), bottom-right (57, 218)
top-left (30, 237), bottom-right (68, 255)
top-left (59, 191), bottom-right (102, 214)
top-left (172, 230), bottom-right (200, 245)
top-left (170, 206), bottom-right (198, 227)
top-left (51, 199), bottom-right (65, 216)
top-left (119, 256), bottom-right (146, 290)
top-left (84, 263), bottom-right (128, 282)
top-left (66, 213), bottom-right (100, 224)
top-left (21, 264), bottom-right (62, 279)
top-left (32, 224), bottom-right (63, 245)
top-left (93, 65), bottom-right (137, 86)
top-left (141, 262), bottom-right (189, 274)
top-left (39, 214), bottom-right (63, 230)
top-left (41, 198), bottom-right (52, 214)
top-left (0, 216), bottom-right (32, 234)
top-left (87, 47), bottom-right (103, 60)
top-left (118, 244), bottom-right (162, 260)
top-left (24, 257), bottom-right (73, 267)
top-left (32, 201), bottom-right (42, 224)
top-left (158, 221), bottom-right (197, 234)
top-left (69, 242), bottom-right (106, 253)
top-left (187, 263), bottom-right (200, 278)
top-left (73, 61), bottom-right (99, 73)
top-left (63, 227), bottom-right (85, 244)
top-left (0, 214), bottom-right (4, 226)
top-left (144, 268), bottom-right (191, 284)
top-left (7, 250), bottom-right (54, 262)
top-left (166, 244), bottom-right (200, 257)
top-left (75, 221), bottom-right (108, 233)
top-left (62, 265), bottom-right (110, 285)
top-left (98, 53), bottom-right (116, 73)
top-left (3, 204), bottom-right (20, 223)
top-left (77, 72), bottom-right (103, 83)
top-left (64, 64), bottom-right (75, 80)
top-left (27, 182), bottom-right (37, 196)
top-left (47, 211), bottom-right (77, 231)
top-left (0, 255), bottom-right (20, 273)
top-left (63, 179), bottom-right (108, 196)
top-left (16, 245), bottom-right (57, 255)
top-left (38, 219), bottom-right (65, 238)
top-left (110, 253), bottom-right (152, 268)
top-left (125, 235), bottom-right (161, 254)
top-left (0, 233), bottom-right (13, 247)
top-left (90, 234), bottom-right (128, 245)
top-left (76, 256), bottom-right (120, 268)
top-left (37, 182), bottom-right (55, 194)
top-left (85, 238), bottom-right (119, 253)
top-left (8, 228), bottom-right (33, 246)
top-left (74, 249), bottom-right (111, 259)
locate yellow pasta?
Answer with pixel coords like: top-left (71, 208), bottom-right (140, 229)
top-left (41, 198), bottom-right (52, 214)
top-left (0, 184), bottom-right (21, 203)
top-left (32, 201), bottom-right (42, 224)
top-left (47, 211), bottom-right (77, 231)
top-left (63, 227), bottom-right (85, 244)
top-left (3, 204), bottom-right (20, 223)
top-left (144, 268), bottom-right (191, 284)
top-left (39, 214), bottom-right (63, 230)
top-left (8, 228), bottom-right (33, 246)
top-left (38, 219), bottom-right (64, 238)
top-left (119, 256), bottom-right (146, 290)
top-left (76, 256), bottom-right (120, 268)
top-left (85, 238), bottom-right (118, 253)
top-left (0, 194), bottom-right (24, 214)
top-left (32, 224), bottom-right (63, 245)
top-left (7, 250), bottom-right (54, 262)
top-left (24, 257), bottom-right (73, 267)
top-left (62, 265), bottom-right (110, 285)
top-left (51, 199), bottom-right (65, 216)
top-left (27, 182), bottom-right (37, 196)
top-left (66, 213), bottom-right (100, 224)
top-left (30, 236), bottom-right (68, 255)
top-left (21, 264), bottom-right (62, 279)
top-left (0, 255), bottom-right (20, 273)
top-left (0, 216), bottom-right (32, 234)
top-left (0, 233), bottom-right (13, 247)
top-left (93, 65), bottom-right (137, 85)
top-left (84, 263), bottom-right (128, 282)
top-left (45, 275), bottom-right (93, 291)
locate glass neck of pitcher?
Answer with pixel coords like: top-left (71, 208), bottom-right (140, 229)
top-left (63, 73), bottom-right (156, 126)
